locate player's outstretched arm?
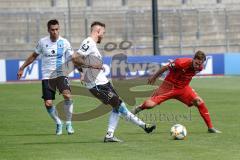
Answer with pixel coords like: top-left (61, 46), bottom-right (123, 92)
top-left (72, 52), bottom-right (85, 67)
top-left (17, 52), bottom-right (39, 79)
top-left (148, 65), bottom-right (168, 85)
top-left (72, 52), bottom-right (103, 70)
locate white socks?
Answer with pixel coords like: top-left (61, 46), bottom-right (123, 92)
top-left (118, 102), bottom-right (145, 128)
top-left (63, 99), bottom-right (73, 124)
top-left (47, 106), bottom-right (62, 125)
top-left (106, 110), bottom-right (120, 137)
top-left (106, 102), bottom-right (146, 136)
top-left (46, 100), bottom-right (73, 126)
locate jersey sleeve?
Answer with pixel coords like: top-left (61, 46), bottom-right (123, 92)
top-left (77, 40), bottom-right (92, 57)
top-left (173, 59), bottom-right (182, 69)
top-left (34, 40), bottom-right (43, 55)
top-left (168, 58), bottom-right (188, 70)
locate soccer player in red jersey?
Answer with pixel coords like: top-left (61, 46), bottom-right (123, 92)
top-left (132, 50), bottom-right (221, 133)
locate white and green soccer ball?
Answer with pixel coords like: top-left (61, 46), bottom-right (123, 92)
top-left (170, 124), bottom-right (187, 140)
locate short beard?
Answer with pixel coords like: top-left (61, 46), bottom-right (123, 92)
top-left (97, 37), bottom-right (102, 44)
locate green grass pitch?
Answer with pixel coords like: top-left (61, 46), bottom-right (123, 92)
top-left (0, 77), bottom-right (240, 160)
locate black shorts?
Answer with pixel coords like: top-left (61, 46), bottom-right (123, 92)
top-left (42, 76), bottom-right (71, 100)
top-left (89, 82), bottom-right (122, 108)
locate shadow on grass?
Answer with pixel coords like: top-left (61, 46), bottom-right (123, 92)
top-left (22, 140), bottom-right (103, 145)
top-left (124, 130), bottom-right (167, 135)
top-left (0, 133), bottom-right (54, 137)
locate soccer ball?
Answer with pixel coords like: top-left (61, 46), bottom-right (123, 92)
top-left (170, 124), bottom-right (187, 140)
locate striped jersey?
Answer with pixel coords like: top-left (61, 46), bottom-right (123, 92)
top-left (35, 36), bottom-right (74, 79)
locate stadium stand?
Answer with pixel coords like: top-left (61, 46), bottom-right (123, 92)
top-left (0, 0), bottom-right (240, 58)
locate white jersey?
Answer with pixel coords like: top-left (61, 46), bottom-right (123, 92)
top-left (77, 37), bottom-right (109, 89)
top-left (35, 36), bottom-right (74, 79)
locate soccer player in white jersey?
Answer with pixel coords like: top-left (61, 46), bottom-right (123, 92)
top-left (17, 19), bottom-right (75, 135)
top-left (75, 21), bottom-right (156, 142)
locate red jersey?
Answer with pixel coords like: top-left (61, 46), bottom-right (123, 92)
top-left (164, 58), bottom-right (203, 89)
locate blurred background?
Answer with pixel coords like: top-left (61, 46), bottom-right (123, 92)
top-left (1, 0), bottom-right (240, 59)
top-left (0, 0), bottom-right (240, 82)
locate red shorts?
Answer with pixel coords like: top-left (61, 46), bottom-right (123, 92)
top-left (150, 85), bottom-right (198, 107)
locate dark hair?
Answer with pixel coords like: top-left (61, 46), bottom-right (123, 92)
top-left (91, 21), bottom-right (105, 32)
top-left (194, 50), bottom-right (206, 61)
top-left (47, 19), bottom-right (59, 29)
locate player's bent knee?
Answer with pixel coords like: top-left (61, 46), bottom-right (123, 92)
top-left (63, 93), bottom-right (71, 100)
top-left (109, 95), bottom-right (121, 109)
top-left (62, 90), bottom-right (71, 100)
top-left (45, 100), bottom-right (53, 108)
top-left (192, 97), bottom-right (204, 107)
top-left (142, 100), bottom-right (157, 109)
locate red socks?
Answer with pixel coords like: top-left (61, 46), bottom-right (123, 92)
top-left (197, 102), bottom-right (213, 129)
